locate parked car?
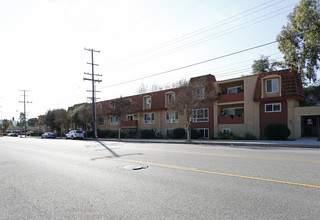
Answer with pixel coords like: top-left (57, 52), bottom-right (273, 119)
top-left (42, 132), bottom-right (56, 139)
top-left (65, 130), bottom-right (84, 140)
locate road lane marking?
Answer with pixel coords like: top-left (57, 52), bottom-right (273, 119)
top-left (164, 151), bottom-right (320, 163)
top-left (117, 159), bottom-right (320, 189)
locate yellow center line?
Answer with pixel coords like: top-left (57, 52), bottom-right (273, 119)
top-left (165, 151), bottom-right (320, 163)
top-left (117, 158), bottom-right (320, 189)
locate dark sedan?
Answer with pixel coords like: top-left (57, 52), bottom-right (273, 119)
top-left (41, 132), bottom-right (56, 139)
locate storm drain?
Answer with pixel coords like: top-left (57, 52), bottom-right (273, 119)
top-left (123, 165), bottom-right (149, 170)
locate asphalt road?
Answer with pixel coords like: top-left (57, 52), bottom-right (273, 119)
top-left (1, 137), bottom-right (320, 219)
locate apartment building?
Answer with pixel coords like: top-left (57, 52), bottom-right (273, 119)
top-left (214, 69), bottom-right (305, 139)
top-left (70, 69), bottom-right (320, 139)
top-left (97, 74), bottom-right (215, 138)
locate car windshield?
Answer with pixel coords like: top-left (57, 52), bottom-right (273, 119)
top-left (76, 131), bottom-right (82, 133)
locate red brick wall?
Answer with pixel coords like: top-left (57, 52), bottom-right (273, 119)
top-left (218, 115), bottom-right (244, 124)
top-left (260, 100), bottom-right (287, 139)
top-left (191, 106), bottom-right (214, 137)
top-left (218, 92), bottom-right (244, 103)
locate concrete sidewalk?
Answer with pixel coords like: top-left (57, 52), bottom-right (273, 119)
top-left (98, 137), bottom-right (320, 148)
top-left (14, 135), bottom-right (319, 148)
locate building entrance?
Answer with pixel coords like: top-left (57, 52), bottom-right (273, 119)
top-left (301, 116), bottom-right (320, 137)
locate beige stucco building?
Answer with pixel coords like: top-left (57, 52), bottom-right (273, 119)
top-left (69, 70), bottom-right (319, 139)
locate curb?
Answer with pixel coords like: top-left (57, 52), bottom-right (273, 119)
top-left (94, 138), bottom-right (320, 149)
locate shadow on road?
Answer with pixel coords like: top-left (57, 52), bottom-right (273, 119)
top-left (96, 140), bottom-right (120, 157)
top-left (90, 140), bottom-right (144, 160)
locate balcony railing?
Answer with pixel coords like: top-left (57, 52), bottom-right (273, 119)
top-left (122, 120), bottom-right (138, 127)
top-left (218, 115), bottom-right (244, 124)
top-left (218, 92), bottom-right (244, 103)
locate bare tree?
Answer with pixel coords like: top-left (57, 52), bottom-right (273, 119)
top-left (109, 96), bottom-right (135, 139)
top-left (169, 77), bottom-right (217, 142)
top-left (136, 83), bottom-right (149, 94)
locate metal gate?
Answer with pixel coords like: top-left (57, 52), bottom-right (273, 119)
top-left (301, 116), bottom-right (320, 137)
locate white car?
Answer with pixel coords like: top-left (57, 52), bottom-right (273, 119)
top-left (65, 130), bottom-right (84, 140)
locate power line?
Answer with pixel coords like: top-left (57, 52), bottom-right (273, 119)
top-left (146, 6), bottom-right (293, 60)
top-left (99, 41), bottom-right (277, 90)
top-left (108, 0), bottom-right (286, 69)
top-left (50, 48), bottom-right (280, 108)
top-left (110, 3), bottom-right (294, 71)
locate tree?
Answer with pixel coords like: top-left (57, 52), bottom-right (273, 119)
top-left (277, 0), bottom-right (320, 82)
top-left (300, 84), bottom-right (320, 106)
top-left (53, 109), bottom-right (68, 137)
top-left (44, 109), bottom-right (69, 134)
top-left (109, 96), bottom-right (135, 139)
top-left (252, 55), bottom-right (279, 74)
top-left (78, 105), bottom-right (93, 136)
top-left (44, 110), bottom-right (55, 131)
top-left (68, 104), bottom-right (93, 134)
top-left (27, 118), bottom-right (38, 127)
top-left (2, 119), bottom-right (10, 134)
top-left (169, 77), bottom-right (217, 142)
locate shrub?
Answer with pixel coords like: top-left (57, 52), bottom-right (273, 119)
top-left (191, 129), bottom-right (201, 139)
top-left (140, 129), bottom-right (156, 139)
top-left (244, 132), bottom-right (257, 140)
top-left (97, 129), bottom-right (109, 138)
top-left (172, 128), bottom-right (186, 139)
top-left (231, 134), bottom-right (243, 140)
top-left (107, 130), bottom-right (118, 138)
top-left (123, 129), bottom-right (137, 138)
top-left (155, 132), bottom-right (164, 139)
top-left (264, 123), bottom-right (291, 140)
top-left (28, 131), bottom-right (39, 137)
top-left (218, 132), bottom-right (233, 140)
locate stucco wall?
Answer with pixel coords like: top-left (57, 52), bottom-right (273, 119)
top-left (243, 75), bottom-right (259, 138)
top-left (287, 99), bottom-right (299, 139)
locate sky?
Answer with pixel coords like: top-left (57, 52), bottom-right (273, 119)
top-left (0, 0), bottom-right (311, 120)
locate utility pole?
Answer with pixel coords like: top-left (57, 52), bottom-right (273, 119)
top-left (84, 48), bottom-right (102, 139)
top-left (19, 90), bottom-right (32, 138)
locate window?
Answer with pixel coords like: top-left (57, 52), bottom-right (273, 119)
top-left (265, 103), bottom-right (281, 112)
top-left (110, 116), bottom-right (118, 125)
top-left (228, 86), bottom-right (242, 94)
top-left (126, 115), bottom-right (134, 121)
top-left (193, 108), bottom-right (209, 122)
top-left (197, 88), bottom-right (205, 99)
top-left (98, 118), bottom-right (104, 125)
top-left (146, 97), bottom-right (151, 107)
top-left (266, 78), bottom-right (279, 93)
top-left (166, 93), bottom-right (175, 105)
top-left (110, 102), bottom-right (116, 109)
top-left (97, 104), bottom-right (102, 111)
top-left (165, 111), bottom-right (179, 123)
top-left (144, 113), bottom-right (155, 124)
top-left (144, 96), bottom-right (151, 109)
top-left (197, 128), bottom-right (209, 138)
top-left (166, 129), bottom-right (174, 137)
top-left (222, 128), bottom-right (231, 134)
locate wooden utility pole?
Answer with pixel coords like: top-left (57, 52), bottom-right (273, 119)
top-left (84, 48), bottom-right (102, 139)
top-left (19, 90), bottom-right (32, 138)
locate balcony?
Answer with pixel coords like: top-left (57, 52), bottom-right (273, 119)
top-left (218, 115), bottom-right (244, 124)
top-left (218, 92), bottom-right (244, 103)
top-left (122, 120), bottom-right (138, 127)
